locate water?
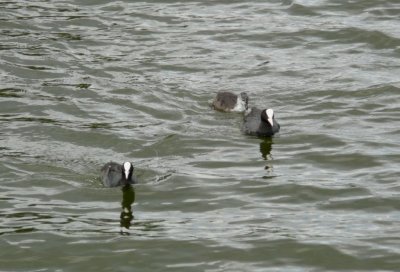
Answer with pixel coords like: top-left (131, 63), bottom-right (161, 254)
top-left (1, 0), bottom-right (400, 271)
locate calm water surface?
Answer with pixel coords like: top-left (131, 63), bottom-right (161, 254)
top-left (1, 0), bottom-right (400, 271)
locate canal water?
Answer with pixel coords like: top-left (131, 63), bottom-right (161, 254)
top-left (1, 0), bottom-right (399, 271)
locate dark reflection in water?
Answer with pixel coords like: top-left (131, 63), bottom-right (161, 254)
top-left (120, 185), bottom-right (135, 235)
top-left (260, 138), bottom-right (274, 173)
top-left (259, 138), bottom-right (273, 160)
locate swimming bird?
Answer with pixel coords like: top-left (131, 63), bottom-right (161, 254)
top-left (242, 108), bottom-right (280, 137)
top-left (212, 91), bottom-right (249, 112)
top-left (100, 161), bottom-right (136, 187)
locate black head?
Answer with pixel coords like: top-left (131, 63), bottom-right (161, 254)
top-left (261, 109), bottom-right (274, 127)
top-left (122, 162), bottom-right (134, 181)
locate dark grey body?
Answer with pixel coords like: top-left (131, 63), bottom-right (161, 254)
top-left (101, 162), bottom-right (136, 187)
top-left (242, 107), bottom-right (280, 137)
top-left (212, 91), bottom-right (248, 112)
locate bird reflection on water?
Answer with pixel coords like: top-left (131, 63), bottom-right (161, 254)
top-left (259, 138), bottom-right (274, 172)
top-left (120, 185), bottom-right (135, 235)
top-left (259, 138), bottom-right (273, 160)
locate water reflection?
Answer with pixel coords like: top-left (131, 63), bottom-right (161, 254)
top-left (120, 185), bottom-right (135, 235)
top-left (259, 138), bottom-right (273, 160)
top-left (259, 138), bottom-right (274, 174)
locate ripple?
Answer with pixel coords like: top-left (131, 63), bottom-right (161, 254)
top-left (0, 87), bottom-right (26, 98)
top-left (321, 196), bottom-right (400, 213)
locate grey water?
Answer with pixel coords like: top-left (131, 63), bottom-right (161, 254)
top-left (1, 0), bottom-right (400, 271)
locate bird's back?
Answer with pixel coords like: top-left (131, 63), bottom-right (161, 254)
top-left (101, 162), bottom-right (123, 187)
top-left (242, 107), bottom-right (262, 135)
top-left (212, 92), bottom-right (238, 111)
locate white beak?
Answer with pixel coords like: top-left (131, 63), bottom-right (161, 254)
top-left (124, 169), bottom-right (130, 180)
top-left (123, 162), bottom-right (131, 179)
top-left (268, 117), bottom-right (273, 127)
top-left (266, 109), bottom-right (274, 127)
